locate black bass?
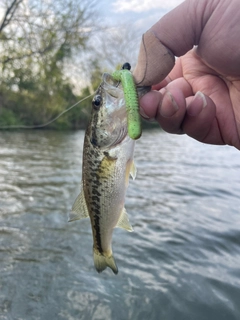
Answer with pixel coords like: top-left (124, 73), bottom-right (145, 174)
top-left (69, 73), bottom-right (140, 275)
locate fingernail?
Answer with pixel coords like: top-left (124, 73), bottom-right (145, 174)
top-left (160, 91), bottom-right (179, 118)
top-left (140, 107), bottom-right (150, 119)
top-left (139, 107), bottom-right (155, 122)
top-left (188, 91), bottom-right (207, 116)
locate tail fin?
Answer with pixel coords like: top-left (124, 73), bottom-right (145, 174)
top-left (93, 250), bottom-right (118, 275)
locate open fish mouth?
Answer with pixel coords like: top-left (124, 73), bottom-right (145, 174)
top-left (101, 73), bottom-right (121, 96)
top-left (101, 73), bottom-right (151, 99)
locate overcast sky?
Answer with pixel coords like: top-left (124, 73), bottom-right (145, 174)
top-left (87, 0), bottom-right (184, 73)
top-left (98, 0), bottom-right (184, 33)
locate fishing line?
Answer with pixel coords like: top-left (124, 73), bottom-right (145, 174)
top-left (0, 93), bottom-right (94, 129)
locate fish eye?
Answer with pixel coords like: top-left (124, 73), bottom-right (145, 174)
top-left (122, 62), bottom-right (131, 70)
top-left (92, 95), bottom-right (102, 110)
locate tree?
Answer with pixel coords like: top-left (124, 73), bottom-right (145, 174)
top-left (0, 0), bottom-right (98, 128)
top-left (0, 0), bottom-right (97, 65)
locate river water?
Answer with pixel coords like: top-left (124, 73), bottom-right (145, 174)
top-left (0, 129), bottom-right (240, 320)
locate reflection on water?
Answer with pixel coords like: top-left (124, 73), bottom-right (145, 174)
top-left (1, 130), bottom-right (240, 319)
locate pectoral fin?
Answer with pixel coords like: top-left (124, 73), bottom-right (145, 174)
top-left (125, 159), bottom-right (137, 187)
top-left (68, 182), bottom-right (89, 222)
top-left (116, 207), bottom-right (133, 232)
top-left (130, 160), bottom-right (137, 180)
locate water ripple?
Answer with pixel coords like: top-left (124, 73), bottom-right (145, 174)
top-left (1, 130), bottom-right (240, 319)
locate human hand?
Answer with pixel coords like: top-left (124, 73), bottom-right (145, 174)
top-left (133, 0), bottom-right (240, 149)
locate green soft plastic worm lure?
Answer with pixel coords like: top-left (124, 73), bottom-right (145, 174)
top-left (112, 62), bottom-right (141, 140)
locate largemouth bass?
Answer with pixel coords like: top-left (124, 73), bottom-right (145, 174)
top-left (69, 73), bottom-right (136, 274)
top-left (69, 73), bottom-right (149, 274)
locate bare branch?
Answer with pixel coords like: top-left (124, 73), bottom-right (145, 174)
top-left (0, 0), bottom-right (23, 33)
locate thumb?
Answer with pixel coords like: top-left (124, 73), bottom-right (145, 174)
top-left (133, 0), bottom-right (214, 86)
top-left (133, 30), bottom-right (175, 86)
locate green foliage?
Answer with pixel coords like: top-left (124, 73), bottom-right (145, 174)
top-left (0, 108), bottom-right (20, 127)
top-left (0, 0), bottom-right (98, 130)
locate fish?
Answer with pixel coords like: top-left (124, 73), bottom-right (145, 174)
top-left (69, 72), bottom-right (141, 275)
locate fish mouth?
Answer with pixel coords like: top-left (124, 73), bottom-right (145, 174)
top-left (102, 72), bottom-right (151, 98)
top-left (90, 72), bottom-right (128, 149)
top-left (100, 72), bottom-right (127, 120)
top-left (97, 73), bottom-right (150, 148)
top-left (101, 73), bottom-right (122, 98)
top-left (91, 72), bottom-right (151, 149)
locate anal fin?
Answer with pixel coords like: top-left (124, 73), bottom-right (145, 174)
top-left (116, 207), bottom-right (133, 232)
top-left (68, 181), bottom-right (89, 222)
